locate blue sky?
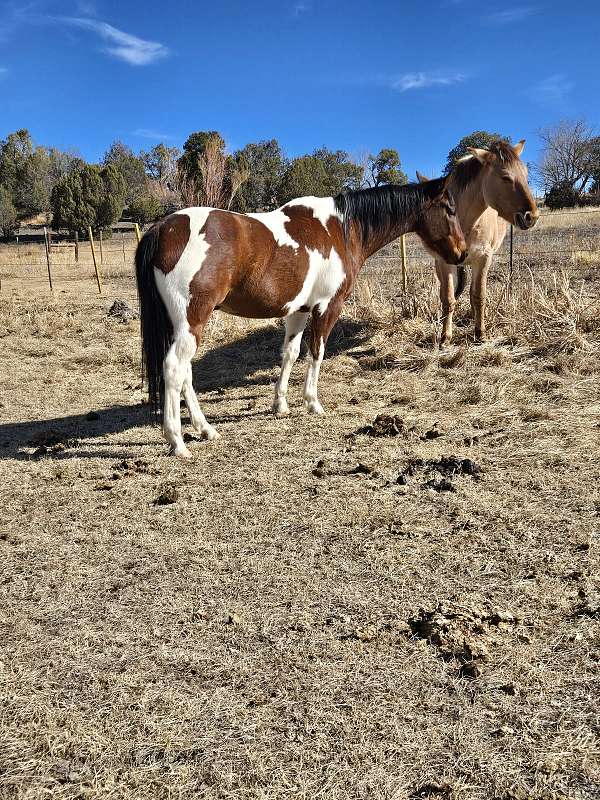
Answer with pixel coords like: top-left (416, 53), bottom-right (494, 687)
top-left (1, 0), bottom-right (599, 184)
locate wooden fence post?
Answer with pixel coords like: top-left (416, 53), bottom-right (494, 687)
top-left (74, 231), bottom-right (79, 263)
top-left (88, 227), bottom-right (103, 294)
top-left (43, 226), bottom-right (53, 291)
top-left (134, 223), bottom-right (141, 244)
top-left (400, 234), bottom-right (408, 292)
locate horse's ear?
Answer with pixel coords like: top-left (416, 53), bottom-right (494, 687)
top-left (513, 139), bottom-right (526, 156)
top-left (416, 170), bottom-right (429, 183)
top-left (467, 147), bottom-right (494, 164)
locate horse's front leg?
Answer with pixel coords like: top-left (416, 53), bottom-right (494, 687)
top-left (470, 255), bottom-right (492, 342)
top-left (272, 311), bottom-right (310, 415)
top-left (303, 295), bottom-right (344, 414)
top-left (436, 261), bottom-right (458, 349)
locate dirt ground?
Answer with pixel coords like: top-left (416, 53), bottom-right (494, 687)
top-left (0, 266), bottom-right (599, 799)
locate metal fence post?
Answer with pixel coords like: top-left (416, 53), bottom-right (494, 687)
top-left (43, 226), bottom-right (53, 291)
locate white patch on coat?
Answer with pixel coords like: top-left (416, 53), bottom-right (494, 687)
top-left (246, 209), bottom-right (300, 249)
top-left (284, 196), bottom-right (342, 229)
top-left (154, 208), bottom-right (212, 333)
top-left (284, 247), bottom-right (345, 316)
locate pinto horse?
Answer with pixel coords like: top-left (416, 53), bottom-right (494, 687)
top-left (135, 179), bottom-right (467, 457)
top-left (417, 139), bottom-right (538, 347)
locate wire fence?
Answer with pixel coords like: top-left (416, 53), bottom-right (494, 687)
top-left (1, 209), bottom-right (599, 296)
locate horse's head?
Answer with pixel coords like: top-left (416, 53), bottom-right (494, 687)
top-left (414, 180), bottom-right (468, 266)
top-left (467, 139), bottom-right (539, 230)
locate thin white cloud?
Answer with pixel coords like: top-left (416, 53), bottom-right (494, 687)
top-left (57, 17), bottom-right (169, 65)
top-left (133, 128), bottom-right (177, 141)
top-left (485, 6), bottom-right (535, 24)
top-left (392, 70), bottom-right (466, 92)
top-left (529, 74), bottom-right (574, 106)
top-left (292, 2), bottom-right (308, 16)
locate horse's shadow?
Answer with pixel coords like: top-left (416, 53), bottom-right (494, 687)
top-left (0, 318), bottom-right (372, 461)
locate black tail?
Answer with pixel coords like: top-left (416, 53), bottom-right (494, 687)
top-left (135, 222), bottom-right (172, 419)
top-left (455, 265), bottom-right (467, 299)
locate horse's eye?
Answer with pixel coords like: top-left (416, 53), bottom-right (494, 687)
top-left (502, 175), bottom-right (514, 183)
top-left (445, 204), bottom-right (456, 215)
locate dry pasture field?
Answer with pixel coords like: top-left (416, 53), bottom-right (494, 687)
top-left (0, 223), bottom-right (599, 800)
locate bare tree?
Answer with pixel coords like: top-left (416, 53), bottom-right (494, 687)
top-left (178, 135), bottom-right (248, 209)
top-left (198, 137), bottom-right (227, 207)
top-left (537, 119), bottom-right (596, 193)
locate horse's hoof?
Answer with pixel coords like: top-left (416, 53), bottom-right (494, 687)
top-left (200, 426), bottom-right (220, 441)
top-left (272, 399), bottom-right (290, 416)
top-left (172, 445), bottom-right (193, 459)
top-left (305, 399), bottom-right (325, 415)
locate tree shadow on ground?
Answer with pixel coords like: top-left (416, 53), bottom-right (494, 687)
top-left (0, 317), bottom-right (373, 461)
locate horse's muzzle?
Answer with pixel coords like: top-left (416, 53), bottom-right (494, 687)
top-left (515, 211), bottom-right (538, 230)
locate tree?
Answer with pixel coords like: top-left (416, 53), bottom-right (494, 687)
top-left (177, 131), bottom-right (246, 208)
top-left (367, 148), bottom-right (407, 187)
top-left (278, 156), bottom-right (331, 203)
top-left (537, 120), bottom-right (598, 196)
top-left (0, 186), bottom-right (18, 240)
top-left (51, 165), bottom-right (104, 234)
top-left (15, 146), bottom-right (54, 216)
top-left (177, 131), bottom-right (225, 199)
top-left (103, 141), bottom-right (146, 204)
top-left (444, 131), bottom-right (509, 175)
top-left (545, 181), bottom-right (581, 210)
top-left (312, 147), bottom-right (363, 195)
top-left (142, 143), bottom-right (180, 189)
top-left (233, 139), bottom-right (286, 212)
top-left (0, 129), bottom-right (34, 201)
top-left (96, 164), bottom-right (126, 230)
top-left (51, 162), bottom-right (125, 234)
top-left (129, 193), bottom-right (163, 224)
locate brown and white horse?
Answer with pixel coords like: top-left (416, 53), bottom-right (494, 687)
top-left (417, 140), bottom-right (538, 347)
top-left (135, 179), bottom-right (467, 457)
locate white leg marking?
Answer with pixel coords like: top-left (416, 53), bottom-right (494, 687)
top-left (163, 332), bottom-right (197, 458)
top-left (303, 339), bottom-right (325, 415)
top-left (272, 311), bottom-right (309, 415)
top-left (182, 361), bottom-right (220, 441)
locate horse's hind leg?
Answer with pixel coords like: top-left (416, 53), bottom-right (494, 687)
top-left (163, 331), bottom-right (197, 458)
top-left (303, 296), bottom-right (344, 414)
top-left (182, 360), bottom-right (220, 441)
top-left (272, 311), bottom-right (309, 415)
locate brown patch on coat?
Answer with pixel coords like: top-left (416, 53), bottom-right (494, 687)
top-left (155, 213), bottom-right (190, 274)
top-left (186, 210), bottom-right (313, 329)
top-left (283, 205), bottom-right (332, 258)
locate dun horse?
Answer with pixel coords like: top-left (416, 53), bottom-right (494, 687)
top-left (135, 179), bottom-right (467, 457)
top-left (417, 140), bottom-right (538, 347)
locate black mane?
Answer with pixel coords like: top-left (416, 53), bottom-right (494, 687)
top-left (334, 178), bottom-right (445, 244)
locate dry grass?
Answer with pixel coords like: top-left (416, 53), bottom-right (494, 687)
top-left (0, 240), bottom-right (599, 799)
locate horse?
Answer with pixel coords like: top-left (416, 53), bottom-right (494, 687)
top-left (416, 139), bottom-right (538, 348)
top-left (135, 178), bottom-right (467, 457)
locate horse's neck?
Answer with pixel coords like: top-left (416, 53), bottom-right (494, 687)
top-left (450, 173), bottom-right (489, 235)
top-left (359, 216), bottom-right (416, 261)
